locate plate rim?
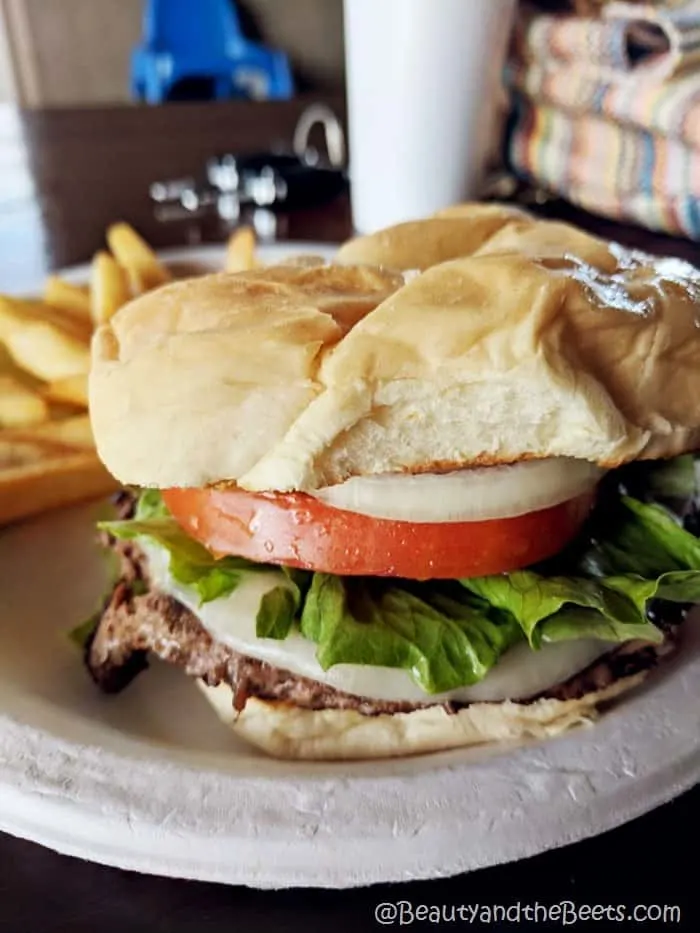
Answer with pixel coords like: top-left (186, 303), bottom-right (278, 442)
top-left (57, 240), bottom-right (340, 284)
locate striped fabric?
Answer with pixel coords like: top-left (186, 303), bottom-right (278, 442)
top-left (516, 7), bottom-right (673, 76)
top-left (508, 1), bottom-right (700, 237)
top-left (509, 62), bottom-right (700, 148)
top-left (509, 97), bottom-right (700, 235)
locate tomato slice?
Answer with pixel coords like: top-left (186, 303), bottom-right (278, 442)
top-left (162, 486), bottom-right (594, 580)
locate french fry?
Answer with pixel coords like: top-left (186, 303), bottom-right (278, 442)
top-left (0, 295), bottom-right (91, 344)
top-left (44, 276), bottom-right (92, 324)
top-left (42, 373), bottom-right (89, 409)
top-left (0, 443), bottom-right (118, 526)
top-left (225, 226), bottom-right (257, 273)
top-left (0, 375), bottom-right (49, 427)
top-left (0, 296), bottom-right (90, 381)
top-left (0, 342), bottom-right (43, 389)
top-left (5, 414), bottom-right (95, 450)
top-left (90, 251), bottom-right (130, 325)
top-left (106, 222), bottom-right (171, 294)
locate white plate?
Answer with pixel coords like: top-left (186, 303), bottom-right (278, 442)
top-left (57, 241), bottom-right (338, 285)
top-left (1, 243), bottom-right (699, 889)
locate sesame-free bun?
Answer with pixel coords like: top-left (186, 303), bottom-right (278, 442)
top-left (336, 201), bottom-right (619, 274)
top-left (474, 217), bottom-right (619, 270)
top-left (335, 202), bottom-right (528, 270)
top-left (89, 265), bottom-right (403, 489)
top-left (197, 668), bottom-right (648, 760)
top-left (90, 215), bottom-right (700, 491)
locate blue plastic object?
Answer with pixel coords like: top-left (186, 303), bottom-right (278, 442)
top-left (131, 0), bottom-right (294, 103)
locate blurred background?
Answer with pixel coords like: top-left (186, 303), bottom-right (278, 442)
top-left (2, 0), bottom-right (697, 242)
top-left (0, 0), bottom-right (344, 105)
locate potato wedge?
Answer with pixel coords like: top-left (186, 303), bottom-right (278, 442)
top-left (0, 297), bottom-right (90, 381)
top-left (91, 251), bottom-right (130, 325)
top-left (0, 375), bottom-right (49, 427)
top-left (42, 373), bottom-right (89, 408)
top-left (107, 222), bottom-right (171, 294)
top-left (225, 226), bottom-right (257, 273)
top-left (44, 276), bottom-right (92, 323)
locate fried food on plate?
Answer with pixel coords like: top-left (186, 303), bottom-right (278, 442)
top-left (106, 222), bottom-right (171, 294)
top-left (0, 296), bottom-right (90, 381)
top-left (224, 226), bottom-right (257, 273)
top-left (0, 434), bottom-right (117, 525)
top-left (0, 224), bottom-right (204, 527)
top-left (90, 251), bottom-right (130, 325)
top-left (0, 375), bottom-right (49, 427)
top-left (12, 413), bottom-right (94, 449)
top-left (44, 275), bottom-right (91, 323)
top-left (41, 373), bottom-right (88, 408)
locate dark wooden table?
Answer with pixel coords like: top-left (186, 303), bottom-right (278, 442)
top-left (0, 99), bottom-right (698, 932)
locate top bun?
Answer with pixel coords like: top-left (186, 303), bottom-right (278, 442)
top-left (90, 216), bottom-right (700, 492)
top-left (89, 264), bottom-right (403, 489)
top-left (335, 202), bottom-right (528, 270)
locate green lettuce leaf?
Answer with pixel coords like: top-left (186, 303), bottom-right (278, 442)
top-left (461, 498), bottom-right (700, 654)
top-left (644, 454), bottom-right (698, 500)
top-left (299, 575), bottom-right (522, 694)
top-left (611, 454), bottom-right (698, 503)
top-left (101, 485), bottom-right (266, 608)
top-left (577, 496), bottom-right (700, 578)
top-left (539, 607), bottom-right (659, 645)
top-left (135, 488), bottom-right (171, 520)
top-left (257, 586), bottom-right (299, 639)
top-left (100, 490), bottom-right (301, 635)
top-left (461, 571), bottom-right (664, 649)
top-left (69, 611), bottom-right (103, 650)
top-left (100, 513), bottom-right (255, 604)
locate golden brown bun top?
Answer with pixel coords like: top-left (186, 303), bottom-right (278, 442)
top-left (335, 202), bottom-right (529, 270)
top-left (89, 265), bottom-right (403, 488)
top-left (90, 214), bottom-right (700, 491)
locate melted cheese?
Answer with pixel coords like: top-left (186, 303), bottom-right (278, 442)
top-left (142, 540), bottom-right (614, 703)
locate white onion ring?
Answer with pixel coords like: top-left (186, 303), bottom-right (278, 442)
top-left (312, 458), bottom-right (604, 523)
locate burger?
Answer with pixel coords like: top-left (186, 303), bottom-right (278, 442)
top-left (81, 209), bottom-right (700, 759)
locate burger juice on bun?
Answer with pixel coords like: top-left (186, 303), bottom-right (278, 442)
top-left (82, 209), bottom-right (700, 759)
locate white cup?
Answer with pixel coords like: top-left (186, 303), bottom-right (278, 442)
top-left (343, 0), bottom-right (516, 233)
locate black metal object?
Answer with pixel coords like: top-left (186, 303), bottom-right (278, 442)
top-left (150, 103), bottom-right (347, 226)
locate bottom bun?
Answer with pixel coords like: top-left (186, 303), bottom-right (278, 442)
top-left (197, 671), bottom-right (648, 761)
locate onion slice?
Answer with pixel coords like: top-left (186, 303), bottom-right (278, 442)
top-left (312, 458), bottom-right (604, 524)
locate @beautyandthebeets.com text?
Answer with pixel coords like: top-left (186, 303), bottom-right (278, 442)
top-left (373, 900), bottom-right (682, 926)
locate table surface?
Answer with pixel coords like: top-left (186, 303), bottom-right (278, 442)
top-left (1, 98), bottom-right (699, 931)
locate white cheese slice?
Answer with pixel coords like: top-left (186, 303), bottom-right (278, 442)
top-left (141, 540), bottom-right (615, 704)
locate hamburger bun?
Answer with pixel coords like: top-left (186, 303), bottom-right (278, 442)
top-left (335, 202), bottom-right (527, 270)
top-left (198, 667), bottom-right (650, 760)
top-left (89, 264), bottom-right (403, 489)
top-left (240, 247), bottom-right (700, 491)
top-left (90, 225), bottom-right (700, 493)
